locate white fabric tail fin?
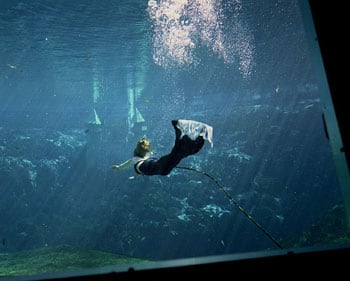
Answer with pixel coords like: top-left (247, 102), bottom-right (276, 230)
top-left (176, 119), bottom-right (213, 147)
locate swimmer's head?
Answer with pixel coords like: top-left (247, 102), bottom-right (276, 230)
top-left (134, 137), bottom-right (152, 158)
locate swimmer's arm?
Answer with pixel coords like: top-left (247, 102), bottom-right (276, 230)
top-left (111, 159), bottom-right (133, 171)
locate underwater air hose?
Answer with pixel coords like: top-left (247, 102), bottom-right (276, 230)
top-left (175, 166), bottom-right (283, 250)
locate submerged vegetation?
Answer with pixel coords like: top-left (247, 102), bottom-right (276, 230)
top-left (0, 245), bottom-right (148, 277)
top-left (288, 203), bottom-right (350, 248)
top-left (2, 201), bottom-right (349, 278)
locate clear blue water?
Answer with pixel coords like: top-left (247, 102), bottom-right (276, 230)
top-left (0, 0), bottom-right (344, 263)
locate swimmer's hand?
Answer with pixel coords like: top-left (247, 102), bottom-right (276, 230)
top-left (111, 164), bottom-right (120, 171)
top-left (111, 160), bottom-right (132, 171)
